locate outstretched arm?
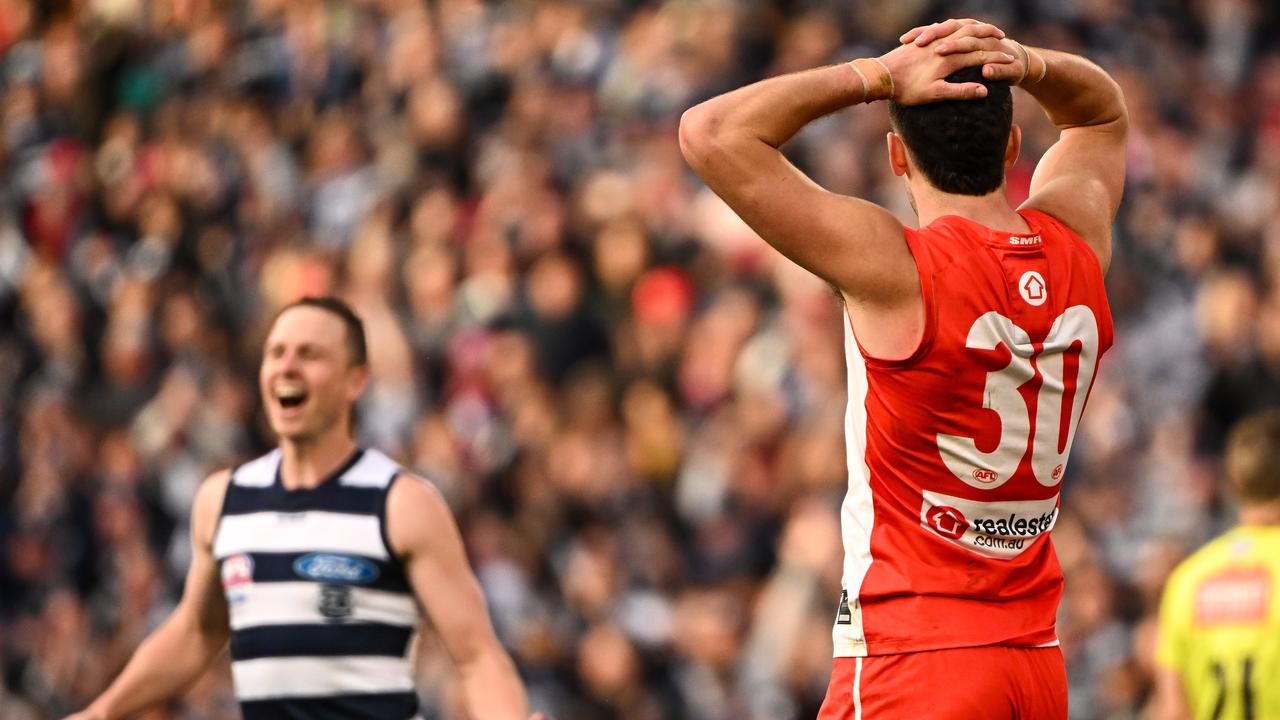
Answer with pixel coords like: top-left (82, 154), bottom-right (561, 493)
top-left (66, 472), bottom-right (233, 720)
top-left (387, 475), bottom-right (536, 720)
top-left (905, 20), bottom-right (1128, 270)
top-left (678, 28), bottom-right (1014, 303)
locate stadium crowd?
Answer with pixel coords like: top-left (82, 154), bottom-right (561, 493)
top-left (2, 0), bottom-right (1280, 718)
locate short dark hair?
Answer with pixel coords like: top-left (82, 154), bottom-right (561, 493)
top-left (887, 66), bottom-right (1013, 196)
top-left (1226, 409), bottom-right (1280, 504)
top-left (276, 296), bottom-right (368, 367)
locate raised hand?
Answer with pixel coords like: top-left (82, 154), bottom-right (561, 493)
top-left (874, 20), bottom-right (1016, 105)
top-left (900, 18), bottom-right (1001, 47)
top-left (899, 19), bottom-right (1041, 87)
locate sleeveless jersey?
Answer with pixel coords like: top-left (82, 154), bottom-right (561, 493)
top-left (213, 448), bottom-right (422, 720)
top-left (834, 209), bottom-right (1113, 657)
top-left (1157, 525), bottom-right (1280, 720)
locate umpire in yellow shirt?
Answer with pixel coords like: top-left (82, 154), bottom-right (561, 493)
top-left (1155, 409), bottom-right (1280, 719)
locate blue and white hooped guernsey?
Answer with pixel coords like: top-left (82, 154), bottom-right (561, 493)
top-left (213, 448), bottom-right (422, 720)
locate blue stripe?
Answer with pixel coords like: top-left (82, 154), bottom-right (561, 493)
top-left (230, 624), bottom-right (415, 661)
top-left (237, 552), bottom-right (412, 594)
top-left (240, 692), bottom-right (418, 720)
top-left (221, 481), bottom-right (387, 516)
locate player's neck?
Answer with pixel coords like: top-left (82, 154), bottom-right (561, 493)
top-left (278, 428), bottom-right (359, 491)
top-left (1239, 501), bottom-right (1280, 527)
top-left (912, 184), bottom-right (1029, 234)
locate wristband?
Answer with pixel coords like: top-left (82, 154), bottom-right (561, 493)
top-left (1014, 42), bottom-right (1048, 86)
top-left (848, 58), bottom-right (895, 101)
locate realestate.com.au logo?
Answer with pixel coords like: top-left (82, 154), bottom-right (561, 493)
top-left (925, 506), bottom-right (969, 540)
top-left (919, 491), bottom-right (1060, 559)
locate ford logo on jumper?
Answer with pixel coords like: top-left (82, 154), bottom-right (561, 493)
top-left (294, 553), bottom-right (380, 584)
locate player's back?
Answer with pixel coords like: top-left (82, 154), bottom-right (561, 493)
top-left (835, 208), bottom-right (1113, 657)
top-left (1158, 525), bottom-right (1280, 720)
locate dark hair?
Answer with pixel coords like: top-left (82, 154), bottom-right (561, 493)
top-left (277, 296), bottom-right (369, 367)
top-left (887, 66), bottom-right (1013, 196)
top-left (1226, 409), bottom-right (1280, 504)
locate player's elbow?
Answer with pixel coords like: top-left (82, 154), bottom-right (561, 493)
top-left (1104, 77), bottom-right (1130, 136)
top-left (678, 104), bottom-right (727, 171)
top-left (1089, 74), bottom-right (1129, 136)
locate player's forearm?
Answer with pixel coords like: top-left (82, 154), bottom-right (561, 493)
top-left (1021, 48), bottom-right (1127, 132)
top-left (457, 646), bottom-right (530, 720)
top-left (86, 613), bottom-right (227, 719)
top-left (681, 63), bottom-right (866, 158)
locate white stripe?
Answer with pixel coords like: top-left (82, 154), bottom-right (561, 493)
top-left (341, 449), bottom-right (400, 488)
top-left (233, 450), bottom-right (281, 487)
top-left (834, 315), bottom-right (875, 657)
top-left (228, 582), bottom-right (419, 630)
top-left (853, 657), bottom-right (863, 720)
top-left (232, 655), bottom-right (414, 700)
top-left (214, 511), bottom-right (389, 560)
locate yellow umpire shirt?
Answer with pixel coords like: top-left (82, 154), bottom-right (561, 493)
top-left (1157, 525), bottom-right (1280, 720)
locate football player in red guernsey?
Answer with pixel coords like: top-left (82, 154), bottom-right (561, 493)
top-left (680, 18), bottom-right (1126, 719)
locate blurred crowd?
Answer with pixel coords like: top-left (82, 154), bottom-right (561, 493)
top-left (2, 0), bottom-right (1280, 718)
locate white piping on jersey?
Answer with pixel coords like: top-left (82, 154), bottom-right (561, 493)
top-left (835, 317), bottom-right (875, 658)
top-left (853, 656), bottom-right (863, 720)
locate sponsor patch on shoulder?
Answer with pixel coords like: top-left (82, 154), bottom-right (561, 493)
top-left (293, 553), bottom-right (380, 585)
top-left (920, 491), bottom-right (1059, 559)
top-left (1195, 568), bottom-right (1270, 627)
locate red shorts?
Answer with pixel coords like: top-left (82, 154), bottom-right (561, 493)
top-left (817, 645), bottom-right (1067, 720)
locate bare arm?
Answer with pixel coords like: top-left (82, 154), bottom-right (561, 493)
top-left (904, 21), bottom-right (1128, 270)
top-left (678, 32), bottom-right (1012, 303)
top-left (387, 474), bottom-right (532, 720)
top-left (1149, 667), bottom-right (1193, 720)
top-left (1019, 48), bottom-right (1127, 272)
top-left (67, 471), bottom-right (233, 720)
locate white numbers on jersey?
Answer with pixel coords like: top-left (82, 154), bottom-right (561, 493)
top-left (936, 306), bottom-right (1100, 490)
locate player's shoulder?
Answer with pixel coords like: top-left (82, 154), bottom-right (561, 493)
top-left (195, 469), bottom-right (233, 509)
top-left (1020, 203), bottom-right (1111, 272)
top-left (385, 470), bottom-right (455, 557)
top-left (1168, 527), bottom-right (1279, 587)
top-left (387, 470), bottom-right (449, 511)
top-left (190, 469), bottom-right (234, 547)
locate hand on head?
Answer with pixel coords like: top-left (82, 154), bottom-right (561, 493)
top-left (875, 18), bottom-right (1031, 105)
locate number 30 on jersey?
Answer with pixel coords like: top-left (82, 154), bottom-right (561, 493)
top-left (937, 306), bottom-right (1100, 490)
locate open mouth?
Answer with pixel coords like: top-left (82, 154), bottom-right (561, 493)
top-left (275, 388), bottom-right (308, 410)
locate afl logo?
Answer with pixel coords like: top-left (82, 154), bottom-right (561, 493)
top-left (971, 468), bottom-right (999, 484)
top-left (221, 554), bottom-right (254, 590)
top-left (925, 506), bottom-right (970, 540)
top-left (293, 553), bottom-right (380, 585)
